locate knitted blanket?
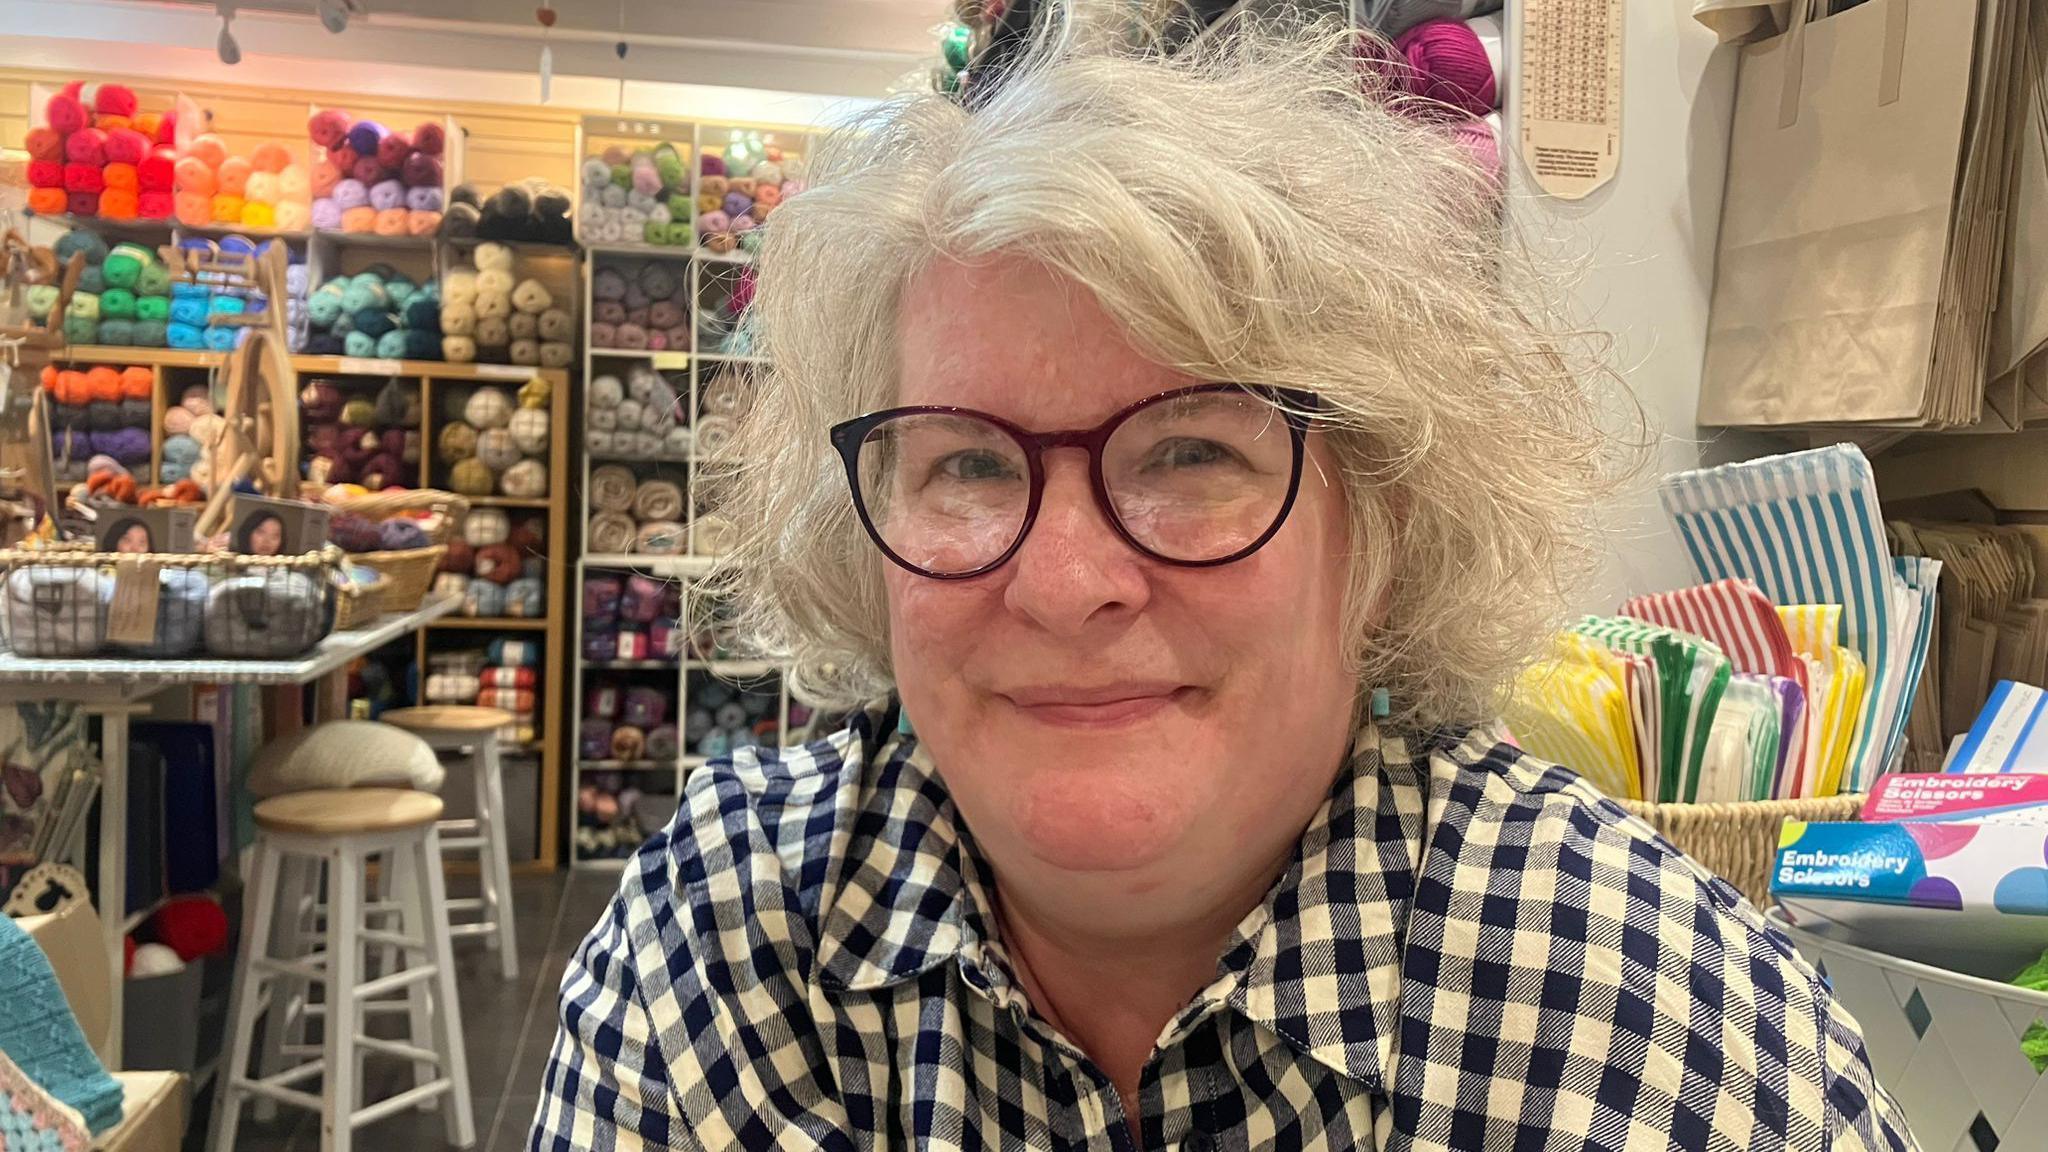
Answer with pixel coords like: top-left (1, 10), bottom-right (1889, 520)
top-left (0, 914), bottom-right (123, 1135)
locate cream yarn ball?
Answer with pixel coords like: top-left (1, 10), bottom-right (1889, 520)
top-left (509, 407), bottom-right (550, 454)
top-left (476, 427), bottom-right (521, 471)
top-left (500, 458), bottom-right (547, 499)
top-left (464, 387), bottom-right (513, 429)
top-left (463, 507), bottom-right (510, 547)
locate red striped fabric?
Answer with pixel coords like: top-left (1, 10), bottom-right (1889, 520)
top-left (1621, 578), bottom-right (1812, 794)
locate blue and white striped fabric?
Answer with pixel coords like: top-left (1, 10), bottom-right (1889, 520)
top-left (1659, 445), bottom-right (1939, 791)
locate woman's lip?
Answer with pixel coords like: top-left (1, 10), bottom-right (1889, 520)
top-left (999, 685), bottom-right (1194, 727)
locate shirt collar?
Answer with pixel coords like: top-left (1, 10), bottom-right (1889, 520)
top-left (813, 710), bottom-right (1441, 1094)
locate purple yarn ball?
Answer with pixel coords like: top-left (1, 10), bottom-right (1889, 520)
top-left (722, 193), bottom-right (752, 218)
top-left (378, 518), bottom-right (431, 550)
top-left (332, 179), bottom-right (369, 210)
top-left (312, 199), bottom-right (343, 230)
top-left (92, 427), bottom-right (152, 464)
top-left (350, 155), bottom-right (385, 185)
top-left (345, 121), bottom-right (389, 158)
top-left (406, 185), bottom-right (443, 212)
top-left (369, 179), bottom-right (405, 211)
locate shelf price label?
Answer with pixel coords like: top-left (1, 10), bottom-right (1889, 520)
top-left (337, 357), bottom-right (403, 376)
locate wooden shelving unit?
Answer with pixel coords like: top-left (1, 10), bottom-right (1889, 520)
top-left (49, 348), bottom-right (575, 868)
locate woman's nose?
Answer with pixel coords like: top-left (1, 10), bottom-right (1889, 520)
top-left (1001, 453), bottom-right (1150, 634)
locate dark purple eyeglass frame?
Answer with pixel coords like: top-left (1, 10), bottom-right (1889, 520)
top-left (829, 382), bottom-right (1322, 580)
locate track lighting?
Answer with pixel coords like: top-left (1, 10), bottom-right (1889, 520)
top-left (216, 3), bottom-right (241, 65)
top-left (317, 0), bottom-right (364, 34)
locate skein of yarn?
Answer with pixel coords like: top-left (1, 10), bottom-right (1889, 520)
top-left (1392, 16), bottom-right (1500, 119)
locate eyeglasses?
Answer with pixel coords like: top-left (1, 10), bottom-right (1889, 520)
top-left (830, 383), bottom-right (1319, 580)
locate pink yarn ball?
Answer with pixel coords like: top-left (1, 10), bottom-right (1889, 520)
top-left (1395, 20), bottom-right (1497, 119)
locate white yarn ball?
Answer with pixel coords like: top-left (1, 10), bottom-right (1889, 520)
top-left (587, 430), bottom-right (617, 455)
top-left (476, 427), bottom-right (521, 471)
top-left (463, 507), bottom-right (510, 547)
top-left (591, 374), bottom-right (624, 407)
top-left (587, 406), bottom-right (617, 432)
top-left (500, 458), bottom-right (547, 499)
top-left (131, 942), bottom-right (185, 977)
top-left (626, 366), bottom-right (660, 402)
top-left (509, 408), bottom-right (550, 454)
top-left (464, 387), bottom-right (513, 429)
top-left (614, 398), bottom-right (645, 431)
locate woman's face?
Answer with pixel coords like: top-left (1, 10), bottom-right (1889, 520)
top-left (887, 258), bottom-right (1360, 909)
top-left (114, 524), bottom-right (150, 554)
top-left (247, 515), bottom-right (283, 556)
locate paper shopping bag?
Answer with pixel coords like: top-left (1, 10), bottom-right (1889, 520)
top-left (1700, 0), bottom-right (2023, 429)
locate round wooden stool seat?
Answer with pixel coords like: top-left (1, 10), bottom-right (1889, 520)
top-left (254, 788), bottom-right (444, 837)
top-left (379, 705), bottom-right (514, 734)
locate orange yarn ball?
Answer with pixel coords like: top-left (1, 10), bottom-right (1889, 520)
top-left (85, 366), bottom-right (123, 403)
top-left (120, 366), bottom-right (153, 400)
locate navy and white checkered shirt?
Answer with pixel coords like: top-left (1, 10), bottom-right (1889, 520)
top-left (531, 707), bottom-right (1916, 1151)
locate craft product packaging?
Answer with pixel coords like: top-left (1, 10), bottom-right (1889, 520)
top-left (1946, 680), bottom-right (2048, 774)
top-left (1862, 772), bottom-right (2048, 825)
top-left (1773, 818), bottom-right (2048, 972)
top-left (1700, 0), bottom-right (2022, 429)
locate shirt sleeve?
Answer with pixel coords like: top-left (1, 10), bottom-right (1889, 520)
top-left (1815, 982), bottom-right (1919, 1152)
top-left (528, 889), bottom-right (699, 1152)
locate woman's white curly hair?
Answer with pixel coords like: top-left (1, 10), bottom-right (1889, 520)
top-left (704, 4), bottom-right (1640, 727)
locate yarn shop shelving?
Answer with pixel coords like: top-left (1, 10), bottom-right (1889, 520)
top-left (567, 115), bottom-right (814, 866)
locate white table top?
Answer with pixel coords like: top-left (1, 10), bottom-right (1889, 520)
top-left (0, 595), bottom-right (462, 690)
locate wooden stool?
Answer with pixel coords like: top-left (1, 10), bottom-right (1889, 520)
top-left (378, 706), bottom-right (519, 979)
top-left (209, 789), bottom-right (475, 1152)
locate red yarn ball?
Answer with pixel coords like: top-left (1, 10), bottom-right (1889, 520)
top-left (376, 130), bottom-right (413, 171)
top-left (441, 538), bottom-right (476, 573)
top-left (151, 894), bottom-right (230, 961)
top-left (308, 107), bottom-right (351, 149)
top-left (412, 121), bottom-right (447, 157)
top-left (24, 127), bottom-right (62, 163)
top-left (47, 89), bottom-right (87, 135)
top-left (103, 127), bottom-right (149, 166)
top-left (94, 83), bottom-right (139, 118)
top-left (139, 147), bottom-right (176, 193)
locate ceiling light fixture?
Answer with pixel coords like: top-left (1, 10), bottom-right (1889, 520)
top-left (216, 2), bottom-right (241, 64)
top-left (317, 0), bottom-right (365, 34)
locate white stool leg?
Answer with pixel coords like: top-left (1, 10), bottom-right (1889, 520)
top-left (207, 836), bottom-right (282, 1152)
top-left (415, 828), bottom-right (476, 1149)
top-left (322, 840), bottom-right (361, 1152)
top-left (391, 845), bottom-right (439, 1108)
top-left (254, 853), bottom-right (304, 1122)
top-left (478, 737), bottom-right (519, 979)
top-left (372, 848), bottom-right (403, 981)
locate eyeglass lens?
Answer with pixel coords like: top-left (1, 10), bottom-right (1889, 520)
top-left (855, 390), bottom-right (1297, 575)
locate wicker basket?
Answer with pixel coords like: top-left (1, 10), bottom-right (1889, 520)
top-left (317, 488), bottom-right (466, 612)
top-left (1617, 794), bottom-right (1865, 908)
top-left (333, 571), bottom-right (390, 631)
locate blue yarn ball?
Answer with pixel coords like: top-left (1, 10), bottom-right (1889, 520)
top-left (202, 326), bottom-right (238, 352)
top-left (401, 329), bottom-right (441, 360)
top-left (163, 435), bottom-right (201, 466)
top-left (376, 330), bottom-right (408, 359)
top-left (341, 280), bottom-right (388, 313)
top-left (352, 309), bottom-right (395, 338)
top-left (344, 331), bottom-right (377, 358)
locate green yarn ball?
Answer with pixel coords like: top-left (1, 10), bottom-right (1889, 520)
top-left (610, 163), bottom-right (632, 190)
top-left (63, 314), bottom-right (97, 343)
top-left (135, 263), bottom-right (172, 297)
top-left (99, 288), bottom-right (137, 320)
top-left (135, 296), bottom-right (170, 322)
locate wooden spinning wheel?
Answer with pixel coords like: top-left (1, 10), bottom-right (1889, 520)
top-left (172, 242), bottom-right (301, 536)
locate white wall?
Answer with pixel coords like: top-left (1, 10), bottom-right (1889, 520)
top-left (1504, 0), bottom-right (1766, 613)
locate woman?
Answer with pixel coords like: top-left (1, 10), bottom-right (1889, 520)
top-left (533, 16), bottom-right (1914, 1152)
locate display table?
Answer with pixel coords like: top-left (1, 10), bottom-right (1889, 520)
top-left (0, 594), bottom-right (461, 1067)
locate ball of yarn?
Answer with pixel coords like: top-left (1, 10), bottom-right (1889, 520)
top-left (463, 387), bottom-right (513, 429)
top-left (329, 514), bottom-right (384, 553)
top-left (162, 435), bottom-right (201, 467)
top-left (508, 407), bottom-right (549, 454)
top-left (476, 427), bottom-right (521, 471)
top-left (378, 518), bottom-right (430, 551)
top-left (467, 579), bottom-right (506, 617)
top-left (151, 894), bottom-right (229, 961)
top-left (437, 421), bottom-right (478, 461)
top-left (500, 459), bottom-right (547, 499)
top-left (308, 108), bottom-right (351, 148)
top-left (450, 456), bottom-right (495, 496)
top-left (472, 542), bottom-right (522, 585)
top-left (130, 942), bottom-right (185, 977)
top-left (1395, 20), bottom-right (1497, 119)
top-left (464, 508), bottom-right (510, 547)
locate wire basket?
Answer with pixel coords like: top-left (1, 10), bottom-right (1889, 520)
top-left (1768, 909), bottom-right (2048, 1150)
top-left (315, 488), bottom-right (466, 612)
top-left (1617, 794), bottom-right (1865, 908)
top-left (0, 544), bottom-right (343, 659)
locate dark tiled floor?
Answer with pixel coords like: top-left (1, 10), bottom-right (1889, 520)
top-left (190, 868), bottom-right (619, 1152)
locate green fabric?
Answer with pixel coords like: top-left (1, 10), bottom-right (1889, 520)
top-left (2013, 949), bottom-right (2048, 1072)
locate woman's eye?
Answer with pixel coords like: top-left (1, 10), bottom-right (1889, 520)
top-left (935, 450), bottom-right (1016, 481)
top-left (1145, 437), bottom-right (1237, 471)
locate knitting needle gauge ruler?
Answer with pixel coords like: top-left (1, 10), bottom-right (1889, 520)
top-left (1517, 0), bottom-right (1624, 200)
